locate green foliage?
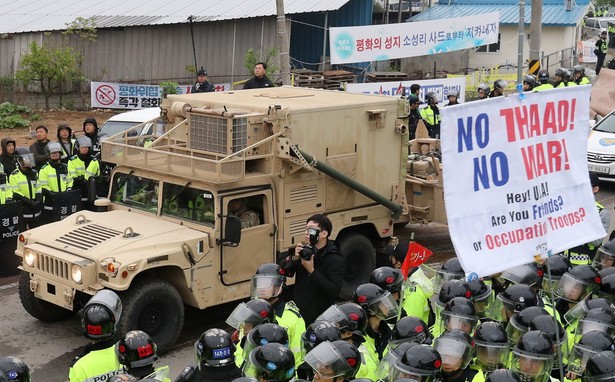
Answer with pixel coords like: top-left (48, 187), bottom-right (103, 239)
top-left (16, 41), bottom-right (85, 110)
top-left (62, 17), bottom-right (97, 43)
top-left (0, 103), bottom-right (32, 129)
top-left (160, 81), bottom-right (180, 97)
top-left (0, 115), bottom-right (30, 129)
top-left (244, 47), bottom-right (279, 75)
top-left (30, 113), bottom-right (41, 121)
top-left (185, 64), bottom-right (197, 75)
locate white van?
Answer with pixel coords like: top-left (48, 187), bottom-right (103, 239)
top-left (98, 107), bottom-right (162, 140)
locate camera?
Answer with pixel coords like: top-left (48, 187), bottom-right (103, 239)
top-left (299, 227), bottom-right (320, 260)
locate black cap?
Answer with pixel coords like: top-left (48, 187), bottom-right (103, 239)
top-left (386, 241), bottom-right (409, 263)
top-left (197, 69), bottom-right (207, 76)
top-left (590, 172), bottom-right (600, 187)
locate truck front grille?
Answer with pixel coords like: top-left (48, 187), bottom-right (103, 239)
top-left (37, 254), bottom-right (70, 280)
top-left (55, 224), bottom-right (123, 251)
top-left (588, 151), bottom-right (615, 164)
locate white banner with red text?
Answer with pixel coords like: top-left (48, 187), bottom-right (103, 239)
top-left (440, 86), bottom-right (604, 277)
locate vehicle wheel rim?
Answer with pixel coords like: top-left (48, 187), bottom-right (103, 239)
top-left (139, 304), bottom-right (164, 333)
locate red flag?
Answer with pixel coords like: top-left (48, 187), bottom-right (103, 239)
top-left (379, 85), bottom-right (383, 94)
top-left (396, 82), bottom-right (403, 95)
top-left (401, 241), bottom-right (433, 279)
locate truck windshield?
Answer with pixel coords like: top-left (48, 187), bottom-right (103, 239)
top-left (110, 172), bottom-right (159, 212)
top-left (161, 183), bottom-right (215, 226)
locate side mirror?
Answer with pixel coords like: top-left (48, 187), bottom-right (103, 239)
top-left (222, 215), bottom-right (242, 246)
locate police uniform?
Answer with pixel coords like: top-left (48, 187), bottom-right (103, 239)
top-left (68, 155), bottom-right (100, 180)
top-left (68, 340), bottom-right (122, 382)
top-left (565, 201), bottom-right (607, 265)
top-left (9, 168), bottom-right (42, 220)
top-left (420, 106), bottom-right (441, 138)
top-left (0, 182), bottom-right (13, 204)
top-left (355, 342), bottom-right (379, 380)
top-left (273, 300), bottom-right (306, 367)
top-left (534, 83), bottom-right (555, 92)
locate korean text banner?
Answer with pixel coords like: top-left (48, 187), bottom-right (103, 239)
top-left (346, 77), bottom-right (466, 105)
top-left (329, 12), bottom-right (499, 64)
top-left (440, 86), bottom-right (604, 277)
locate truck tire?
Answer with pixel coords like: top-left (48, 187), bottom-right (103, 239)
top-left (18, 272), bottom-right (74, 322)
top-left (337, 234), bottom-right (376, 300)
top-left (118, 277), bottom-right (184, 354)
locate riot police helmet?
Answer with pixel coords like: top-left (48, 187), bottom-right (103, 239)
top-left (543, 255), bottom-right (571, 294)
top-left (352, 283), bottom-right (399, 322)
top-left (493, 80), bottom-right (508, 90)
top-left (434, 258), bottom-right (465, 294)
top-left (484, 369), bottom-right (521, 382)
top-left (555, 68), bottom-right (567, 78)
top-left (494, 284), bottom-right (540, 322)
top-left (473, 322), bottom-right (510, 372)
top-left (511, 331), bottom-right (555, 381)
top-left (555, 265), bottom-right (601, 303)
top-left (250, 263), bottom-right (286, 300)
top-left (194, 328), bottom-right (236, 368)
top-left (116, 330), bottom-right (158, 370)
top-left (506, 306), bottom-right (549, 345)
top-left (585, 351), bottom-right (615, 382)
top-left (242, 343), bottom-right (295, 382)
top-left (448, 89), bottom-right (460, 98)
top-left (44, 142), bottom-right (63, 158)
top-left (300, 320), bottom-right (341, 356)
top-left (425, 92), bottom-right (438, 104)
top-left (537, 69), bottom-right (550, 83)
top-left (575, 307), bottom-right (615, 340)
top-left (304, 340), bottom-right (361, 380)
top-left (0, 357), bottom-right (30, 382)
top-left (437, 279), bottom-right (472, 308)
top-left (433, 329), bottom-right (475, 374)
top-left (226, 298), bottom-right (275, 330)
top-left (75, 136), bottom-right (92, 150)
top-left (316, 302), bottom-right (367, 335)
top-left (370, 266), bottom-right (404, 294)
top-left (522, 75), bottom-right (537, 89)
top-left (441, 297), bottom-right (479, 334)
top-left (390, 316), bottom-right (433, 348)
top-left (467, 278), bottom-right (494, 318)
top-left (568, 331), bottom-right (615, 375)
top-left (15, 147), bottom-right (35, 169)
top-left (572, 64), bottom-right (585, 75)
top-left (500, 262), bottom-right (544, 288)
top-left (595, 240), bottom-right (615, 271)
top-left (81, 289), bottom-right (122, 341)
top-left (243, 323), bottom-right (289, 359)
top-left (391, 344), bottom-right (442, 382)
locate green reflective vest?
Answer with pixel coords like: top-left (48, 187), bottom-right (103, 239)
top-left (68, 344), bottom-right (122, 382)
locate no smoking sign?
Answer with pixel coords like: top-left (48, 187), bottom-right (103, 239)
top-left (96, 85), bottom-right (116, 106)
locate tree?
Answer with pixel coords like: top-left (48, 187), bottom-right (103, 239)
top-left (16, 42), bottom-right (85, 110)
top-left (244, 47), bottom-right (279, 78)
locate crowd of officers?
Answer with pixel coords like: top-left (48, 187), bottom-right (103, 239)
top-left (7, 233), bottom-right (615, 381)
top-left (0, 118), bottom-right (102, 227)
top-left (408, 65), bottom-right (592, 141)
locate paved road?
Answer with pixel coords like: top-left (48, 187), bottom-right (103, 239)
top-left (0, 181), bottom-right (613, 381)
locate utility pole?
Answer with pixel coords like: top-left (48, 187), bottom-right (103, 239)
top-left (517, 0), bottom-right (525, 84)
top-left (528, 0), bottom-right (543, 74)
top-left (276, 0), bottom-right (290, 85)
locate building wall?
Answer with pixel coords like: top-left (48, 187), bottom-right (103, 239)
top-left (0, 17), bottom-right (279, 85)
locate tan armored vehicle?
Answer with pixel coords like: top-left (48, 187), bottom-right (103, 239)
top-left (16, 87), bottom-right (430, 352)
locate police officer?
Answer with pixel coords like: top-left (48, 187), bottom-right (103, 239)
top-left (241, 323), bottom-right (289, 366)
top-left (420, 92), bottom-right (441, 138)
top-left (116, 330), bottom-right (170, 381)
top-left (506, 306), bottom-right (550, 346)
top-left (10, 147), bottom-right (42, 228)
top-left (527, 315), bottom-right (567, 381)
top-left (225, 298), bottom-right (276, 365)
top-left (191, 69), bottom-right (215, 93)
top-left (609, 21), bottom-right (615, 48)
top-left (473, 322), bottom-right (510, 372)
top-left (433, 280), bottom-right (473, 334)
top-left (68, 136), bottom-right (100, 204)
top-left (533, 70), bottom-right (554, 92)
top-left (250, 263), bottom-right (305, 362)
top-left (0, 357), bottom-right (30, 382)
top-left (476, 84), bottom-right (490, 100)
top-left (510, 331), bottom-right (555, 382)
top-left (439, 297), bottom-right (479, 336)
top-left (554, 265), bottom-right (602, 318)
top-left (488, 80), bottom-right (507, 98)
top-left (566, 331), bottom-right (615, 381)
top-left (553, 68), bottom-right (568, 88)
top-left (522, 75), bottom-right (537, 91)
top-left (390, 343), bottom-right (443, 382)
top-left (542, 255), bottom-right (571, 295)
top-left (0, 172), bottom-right (13, 204)
top-left (69, 290), bottom-right (123, 382)
top-left (594, 239), bottom-right (615, 271)
top-left (434, 257), bottom-right (465, 294)
top-left (408, 94), bottom-right (422, 141)
top-left (572, 65), bottom-right (590, 85)
top-left (445, 90), bottom-right (460, 106)
top-left (174, 328), bottom-right (241, 382)
top-left (297, 320), bottom-right (341, 380)
top-left (241, 343), bottom-right (295, 382)
top-left (467, 278), bottom-right (494, 320)
top-left (390, 316), bottom-right (433, 348)
top-left (596, 31), bottom-right (609, 75)
top-left (484, 370), bottom-right (521, 382)
top-left (39, 142), bottom-right (73, 221)
top-left (352, 283), bottom-right (399, 361)
top-left (491, 284), bottom-right (540, 325)
top-left (434, 329), bottom-right (484, 382)
top-left (304, 340), bottom-right (361, 382)
top-left (585, 350), bottom-right (615, 381)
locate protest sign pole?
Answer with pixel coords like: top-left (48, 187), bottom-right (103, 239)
top-left (544, 250), bottom-right (566, 381)
top-left (397, 232), bottom-right (415, 322)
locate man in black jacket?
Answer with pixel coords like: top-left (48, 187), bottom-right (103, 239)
top-left (243, 62), bottom-right (275, 89)
top-left (29, 125), bottom-right (50, 171)
top-left (280, 214), bottom-right (344, 325)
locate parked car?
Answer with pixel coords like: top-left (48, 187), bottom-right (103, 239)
top-left (98, 107), bottom-right (162, 140)
top-left (583, 17), bottom-right (615, 39)
top-left (587, 110), bottom-right (615, 180)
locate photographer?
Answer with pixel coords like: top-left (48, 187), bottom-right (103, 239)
top-left (279, 214), bottom-right (344, 325)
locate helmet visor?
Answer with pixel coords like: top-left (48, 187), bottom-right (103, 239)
top-left (250, 275), bottom-right (284, 300)
top-left (377, 349), bottom-right (401, 381)
top-left (563, 297), bottom-right (591, 325)
top-left (434, 270), bottom-right (463, 294)
top-left (555, 273), bottom-right (596, 302)
top-left (304, 341), bottom-right (352, 378)
top-left (490, 294), bottom-right (517, 323)
top-left (17, 153), bottom-right (35, 168)
top-left (86, 290), bottom-right (123, 322)
top-left (225, 302), bottom-right (262, 330)
top-left (473, 290), bottom-right (494, 319)
top-left (316, 305), bottom-right (346, 328)
top-left (506, 318), bottom-right (528, 346)
top-left (575, 318), bottom-right (615, 340)
top-left (568, 344), bottom-right (598, 375)
top-left (434, 337), bottom-right (474, 371)
top-left (366, 292), bottom-right (399, 322)
top-left (441, 312), bottom-right (478, 334)
top-left (593, 247), bottom-right (615, 271)
top-left (501, 264), bottom-right (540, 287)
top-left (511, 351), bottom-right (554, 381)
top-left (241, 349), bottom-right (295, 382)
top-left (475, 342), bottom-right (511, 371)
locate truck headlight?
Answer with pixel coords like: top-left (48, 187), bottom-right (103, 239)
top-left (24, 250), bottom-right (36, 267)
top-left (71, 264), bottom-right (82, 284)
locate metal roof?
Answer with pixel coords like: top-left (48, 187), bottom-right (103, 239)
top-left (409, 3), bottom-right (589, 26)
top-left (0, 0), bottom-right (351, 33)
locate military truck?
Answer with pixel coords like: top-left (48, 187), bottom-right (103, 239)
top-left (16, 87), bottom-right (415, 352)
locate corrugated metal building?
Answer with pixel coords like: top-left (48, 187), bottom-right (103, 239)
top-left (0, 0), bottom-right (372, 84)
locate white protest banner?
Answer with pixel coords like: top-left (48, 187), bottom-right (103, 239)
top-left (330, 12), bottom-right (499, 64)
top-left (577, 40), bottom-right (598, 63)
top-left (440, 86), bottom-right (604, 277)
top-left (91, 81), bottom-right (231, 109)
top-left (346, 77), bottom-right (466, 104)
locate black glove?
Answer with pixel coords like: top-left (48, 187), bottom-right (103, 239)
top-left (73, 176), bottom-right (85, 186)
